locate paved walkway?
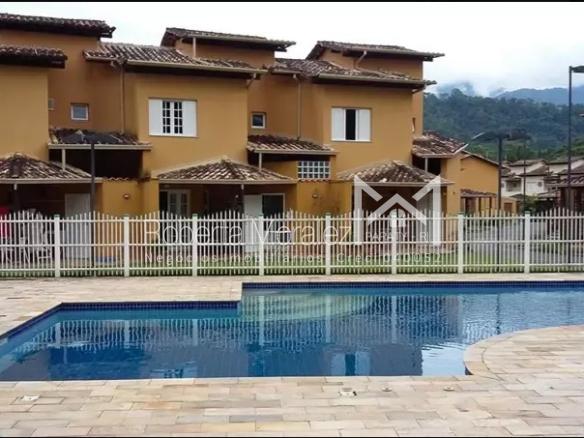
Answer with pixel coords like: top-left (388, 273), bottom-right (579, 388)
top-left (0, 275), bottom-right (583, 436)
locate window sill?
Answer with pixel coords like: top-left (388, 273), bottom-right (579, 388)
top-left (149, 134), bottom-right (198, 139)
top-left (331, 139), bottom-right (372, 143)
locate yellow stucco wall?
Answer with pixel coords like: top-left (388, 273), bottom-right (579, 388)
top-left (441, 155), bottom-right (462, 215)
top-left (0, 66), bottom-right (49, 159)
top-left (460, 155), bottom-right (499, 194)
top-left (317, 49), bottom-right (425, 135)
top-left (319, 84), bottom-right (414, 172)
top-left (0, 30), bottom-right (125, 132)
top-left (128, 73), bottom-right (249, 173)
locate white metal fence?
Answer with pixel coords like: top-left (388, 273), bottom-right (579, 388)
top-left (1, 208), bottom-right (584, 277)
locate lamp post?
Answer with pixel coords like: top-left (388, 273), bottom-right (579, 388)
top-left (468, 129), bottom-right (531, 211)
top-left (567, 66), bottom-right (584, 210)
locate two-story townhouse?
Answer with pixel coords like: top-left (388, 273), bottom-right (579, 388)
top-left (0, 11), bottom-right (504, 219)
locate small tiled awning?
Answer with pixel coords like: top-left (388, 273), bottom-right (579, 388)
top-left (48, 128), bottom-right (151, 150)
top-left (461, 188), bottom-right (496, 198)
top-left (0, 153), bottom-right (97, 184)
top-left (156, 158), bottom-right (294, 185)
top-left (339, 160), bottom-right (451, 187)
top-left (247, 135), bottom-right (335, 155)
top-left (412, 132), bottom-right (466, 158)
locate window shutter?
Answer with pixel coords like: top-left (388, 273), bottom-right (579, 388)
top-left (148, 99), bottom-right (163, 135)
top-left (183, 101), bottom-right (197, 137)
top-left (357, 109), bottom-right (371, 141)
top-left (331, 108), bottom-right (345, 141)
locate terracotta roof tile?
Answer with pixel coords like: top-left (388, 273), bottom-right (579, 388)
top-left (0, 153), bottom-right (91, 182)
top-left (247, 135), bottom-right (334, 155)
top-left (412, 132), bottom-right (466, 158)
top-left (270, 58), bottom-right (432, 87)
top-left (161, 28), bottom-right (294, 51)
top-left (48, 128), bottom-right (149, 148)
top-left (0, 12), bottom-right (114, 38)
top-left (0, 44), bottom-right (66, 67)
top-left (461, 188), bottom-right (496, 198)
top-left (84, 42), bottom-right (262, 74)
top-left (338, 160), bottom-right (451, 186)
top-left (307, 40), bottom-right (443, 61)
top-left (157, 158), bottom-right (294, 184)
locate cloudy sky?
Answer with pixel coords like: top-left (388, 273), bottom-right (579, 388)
top-left (3, 2), bottom-right (584, 95)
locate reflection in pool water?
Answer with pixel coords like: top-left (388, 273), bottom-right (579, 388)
top-left (1, 284), bottom-right (584, 380)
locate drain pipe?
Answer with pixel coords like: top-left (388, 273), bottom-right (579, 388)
top-left (247, 73), bottom-right (258, 88)
top-left (355, 50), bottom-right (368, 69)
top-left (294, 74), bottom-right (302, 139)
top-left (112, 59), bottom-right (126, 133)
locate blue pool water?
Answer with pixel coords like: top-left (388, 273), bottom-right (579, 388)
top-left (1, 282), bottom-right (584, 381)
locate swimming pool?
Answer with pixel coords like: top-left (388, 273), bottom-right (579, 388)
top-left (1, 282), bottom-right (584, 381)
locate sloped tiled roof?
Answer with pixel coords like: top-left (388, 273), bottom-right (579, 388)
top-left (412, 132), bottom-right (467, 158)
top-left (84, 43), bottom-right (263, 74)
top-left (519, 164), bottom-right (551, 177)
top-left (461, 188), bottom-right (496, 198)
top-left (507, 158), bottom-right (545, 167)
top-left (270, 58), bottom-right (432, 88)
top-left (161, 28), bottom-right (294, 51)
top-left (0, 153), bottom-right (92, 183)
top-left (338, 160), bottom-right (451, 186)
top-left (306, 40), bottom-right (443, 61)
top-left (461, 152), bottom-right (500, 167)
top-left (48, 128), bottom-right (150, 149)
top-left (156, 158), bottom-right (294, 184)
top-left (247, 135), bottom-right (335, 155)
top-left (0, 12), bottom-right (114, 37)
top-left (558, 163), bottom-right (584, 175)
top-left (0, 44), bottom-right (66, 68)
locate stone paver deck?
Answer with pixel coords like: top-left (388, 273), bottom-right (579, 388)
top-left (0, 274), bottom-right (583, 437)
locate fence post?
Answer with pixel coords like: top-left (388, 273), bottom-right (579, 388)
top-left (191, 214), bottom-right (198, 277)
top-left (325, 213), bottom-right (332, 275)
top-left (53, 215), bottom-right (61, 278)
top-left (258, 215), bottom-right (265, 276)
top-left (391, 210), bottom-right (398, 275)
top-left (123, 215), bottom-right (130, 277)
top-left (457, 214), bottom-right (464, 274)
top-left (524, 212), bottom-right (531, 274)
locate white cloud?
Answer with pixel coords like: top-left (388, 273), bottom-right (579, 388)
top-left (3, 1), bottom-right (584, 94)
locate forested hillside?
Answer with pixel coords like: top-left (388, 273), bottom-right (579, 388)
top-left (424, 89), bottom-right (584, 160)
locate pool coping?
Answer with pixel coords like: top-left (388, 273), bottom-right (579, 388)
top-left (0, 275), bottom-right (584, 436)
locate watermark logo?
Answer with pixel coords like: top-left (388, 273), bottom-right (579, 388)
top-left (353, 175), bottom-right (443, 245)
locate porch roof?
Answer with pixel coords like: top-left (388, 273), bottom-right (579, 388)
top-left (338, 160), bottom-right (452, 187)
top-left (461, 188), bottom-right (496, 198)
top-left (48, 128), bottom-right (151, 150)
top-left (155, 158), bottom-right (295, 185)
top-left (412, 131), bottom-right (467, 158)
top-left (247, 135), bottom-right (335, 155)
top-left (0, 153), bottom-right (97, 184)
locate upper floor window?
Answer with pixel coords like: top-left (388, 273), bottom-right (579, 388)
top-left (251, 112), bottom-right (266, 129)
top-left (149, 99), bottom-right (197, 137)
top-left (298, 160), bottom-right (330, 180)
top-left (332, 108), bottom-right (371, 142)
top-left (71, 103), bottom-right (89, 121)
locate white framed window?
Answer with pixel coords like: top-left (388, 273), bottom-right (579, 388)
top-left (149, 99), bottom-right (197, 137)
top-left (71, 103), bottom-right (89, 121)
top-left (48, 98), bottom-right (55, 111)
top-left (332, 108), bottom-right (371, 142)
top-left (298, 160), bottom-right (331, 180)
top-left (251, 112), bottom-right (266, 129)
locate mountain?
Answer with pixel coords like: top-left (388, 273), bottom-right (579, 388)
top-left (434, 81), bottom-right (479, 97)
top-left (423, 89), bottom-right (584, 161)
top-left (495, 85), bottom-right (584, 105)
